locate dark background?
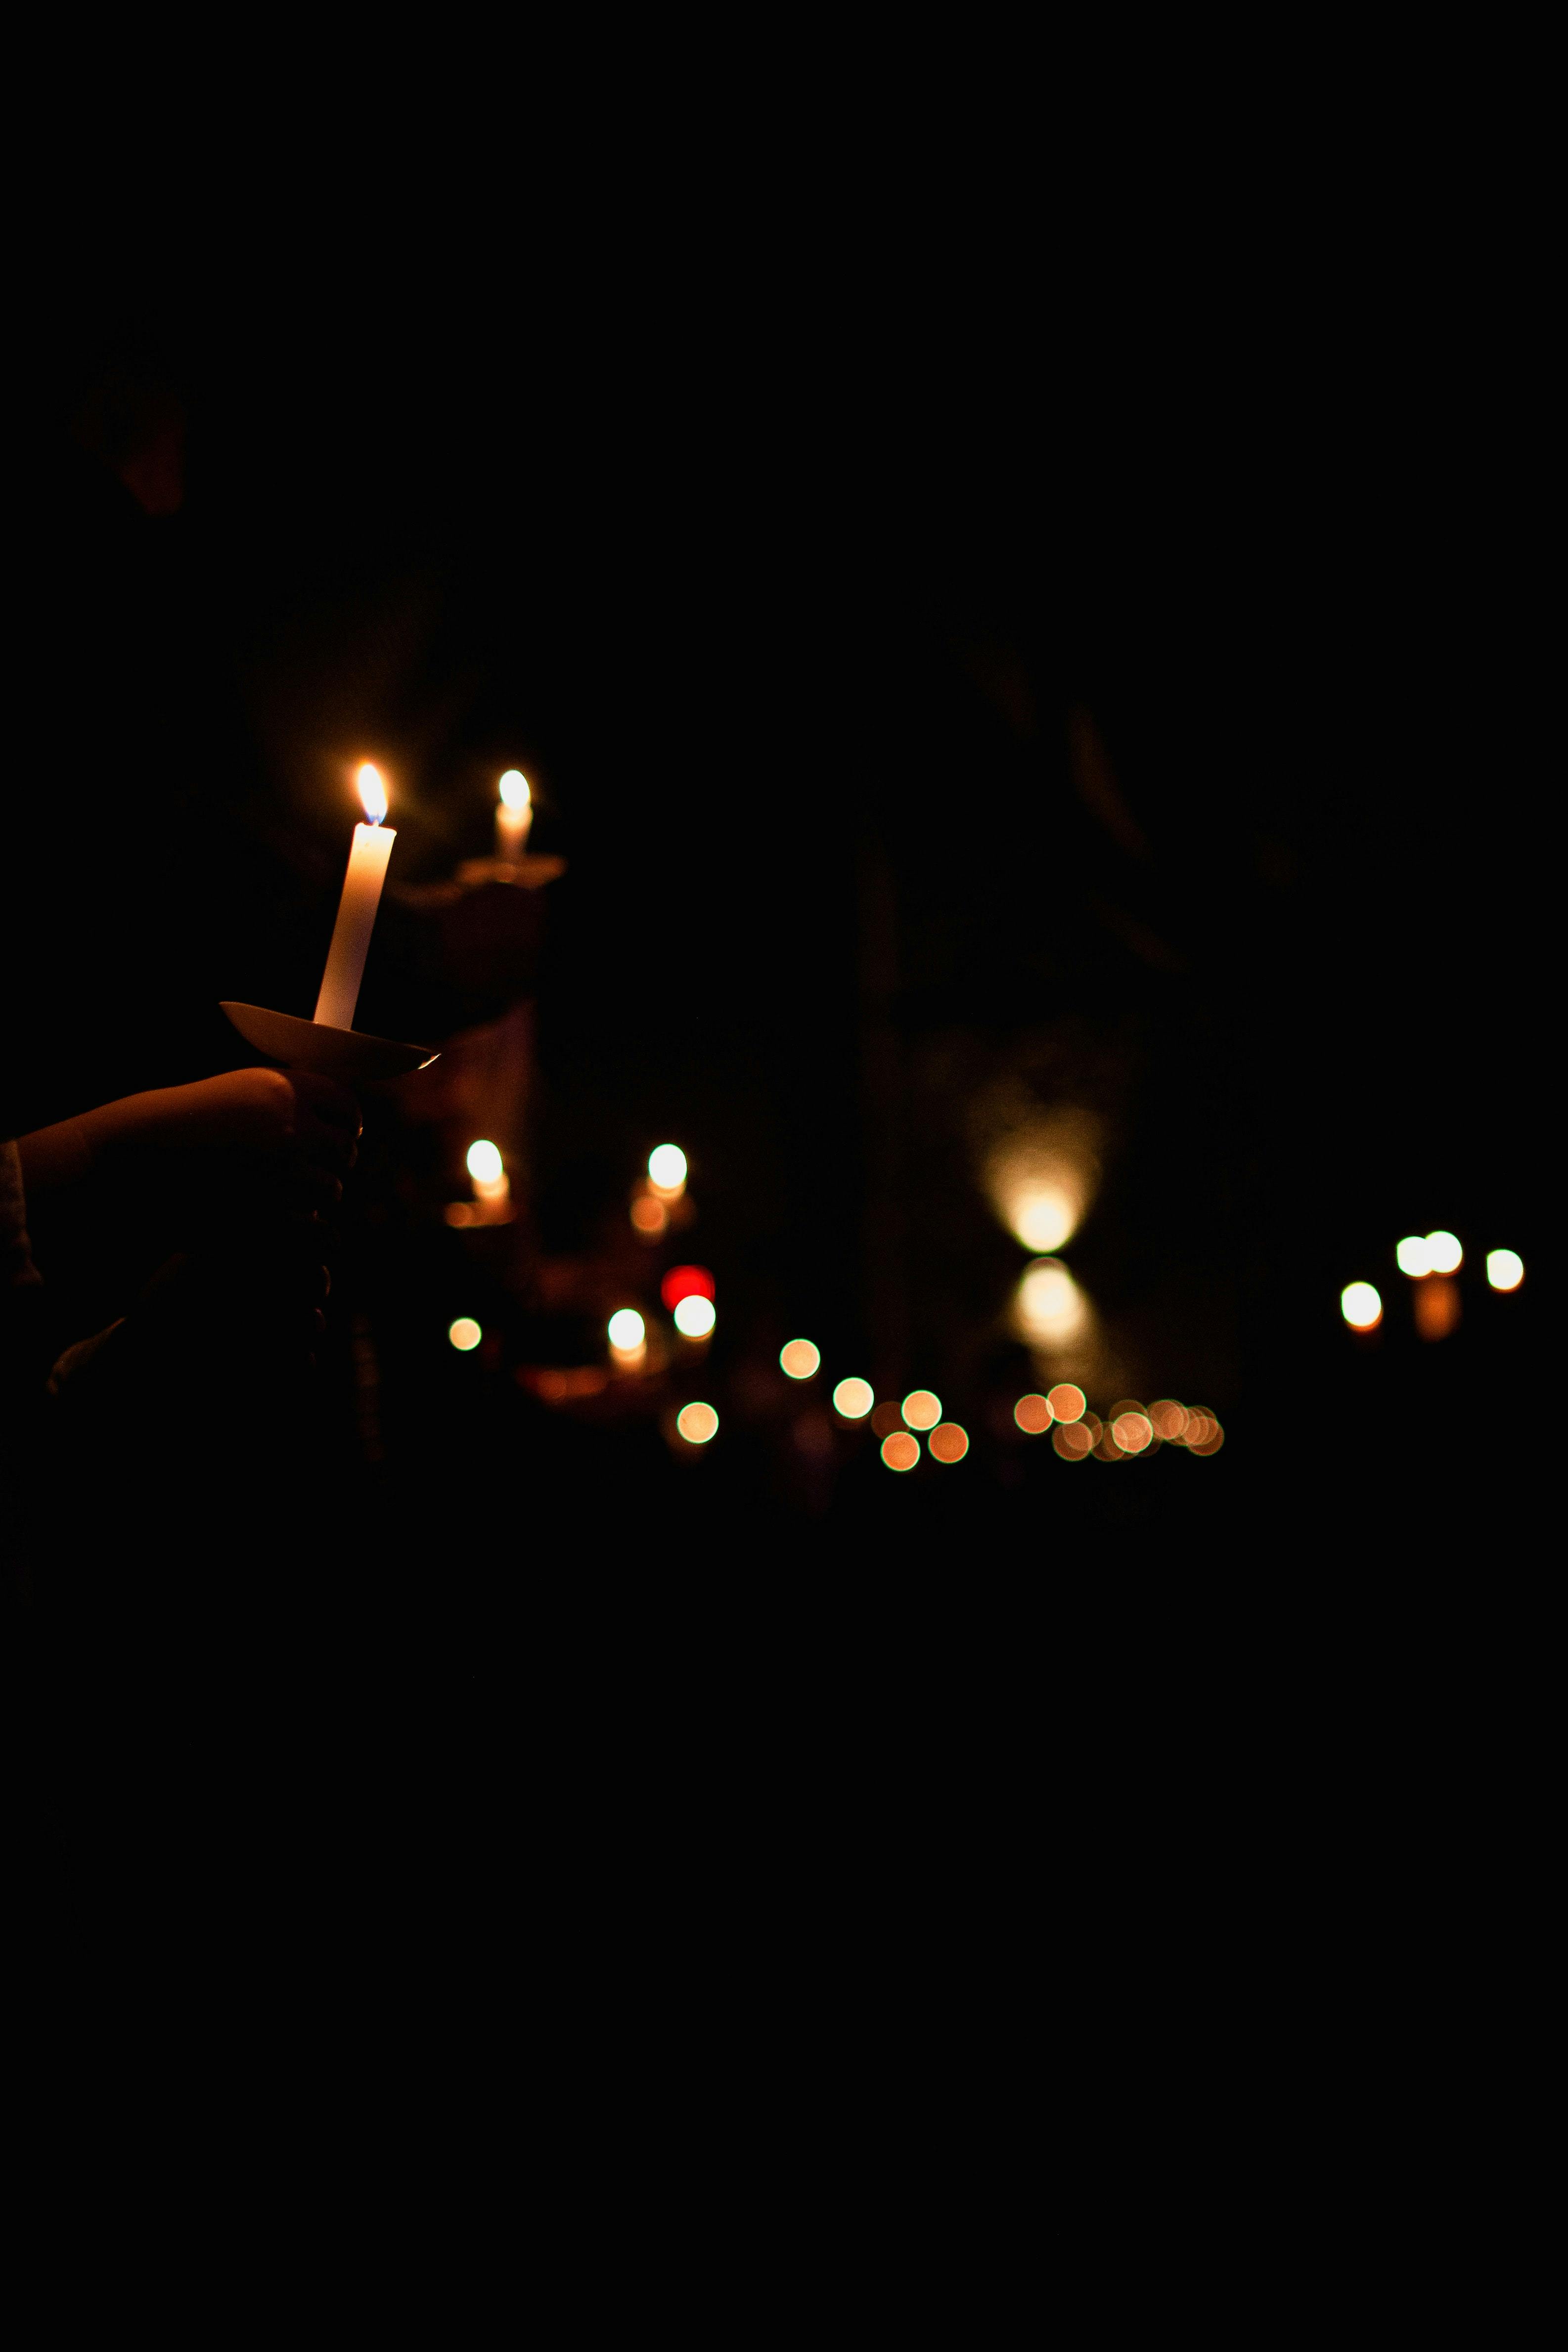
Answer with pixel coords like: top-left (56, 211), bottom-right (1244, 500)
top-left (7, 272), bottom-right (1549, 1565)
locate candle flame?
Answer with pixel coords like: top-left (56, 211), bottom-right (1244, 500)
top-left (499, 769), bottom-right (531, 810)
top-left (356, 763), bottom-right (389, 824)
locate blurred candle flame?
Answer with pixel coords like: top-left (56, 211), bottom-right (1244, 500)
top-left (357, 764), bottom-right (389, 824)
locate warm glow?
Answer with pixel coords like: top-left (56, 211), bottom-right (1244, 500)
top-left (881, 1430), bottom-right (920, 1471)
top-left (1012, 1184), bottom-right (1078, 1254)
top-left (673, 1294), bottom-right (716, 1338)
top-left (833, 1377), bottom-right (874, 1419)
top-left (1046, 1382), bottom-right (1086, 1424)
top-left (677, 1401), bottom-right (718, 1444)
top-left (1149, 1399), bottom-right (1187, 1441)
top-left (1487, 1249), bottom-right (1524, 1292)
top-left (466, 1140), bottom-right (504, 1187)
top-left (631, 1196), bottom-right (667, 1235)
top-left (1187, 1415), bottom-right (1225, 1456)
top-left (1396, 1237), bottom-right (1432, 1278)
top-left (1014, 1393), bottom-right (1054, 1434)
top-left (871, 1401), bottom-right (904, 1438)
top-left (902, 1390), bottom-right (941, 1431)
top-left (499, 769), bottom-right (531, 810)
top-left (608, 1309), bottom-right (646, 1351)
top-left (1113, 1410), bottom-right (1154, 1455)
top-left (448, 1317), bottom-right (482, 1352)
top-left (1414, 1278), bottom-right (1460, 1342)
top-left (1341, 1282), bottom-right (1382, 1330)
top-left (1052, 1421), bottom-right (1093, 1460)
top-left (648, 1144), bottom-right (687, 1195)
top-left (982, 1108), bottom-right (1099, 1256)
top-left (356, 763), bottom-right (389, 824)
top-left (780, 1339), bottom-right (821, 1380)
top-left (1425, 1230), bottom-right (1462, 1275)
top-left (929, 1422), bottom-right (969, 1464)
top-left (1017, 1259), bottom-right (1088, 1345)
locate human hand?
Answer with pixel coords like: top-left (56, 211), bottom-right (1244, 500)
top-left (19, 1068), bottom-right (360, 1216)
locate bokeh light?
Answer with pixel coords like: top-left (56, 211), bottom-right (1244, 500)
top-left (648, 1144), bottom-right (687, 1195)
top-left (1413, 1278), bottom-right (1460, 1342)
top-left (1187, 1415), bottom-right (1225, 1456)
top-left (607, 1309), bottom-right (646, 1351)
top-left (673, 1295), bottom-right (716, 1338)
top-left (1012, 1184), bottom-right (1078, 1253)
top-left (1046, 1382), bottom-right (1086, 1423)
top-left (1016, 1259), bottom-right (1088, 1345)
top-left (631, 1196), bottom-right (667, 1235)
top-left (466, 1139), bottom-right (504, 1186)
top-left (1487, 1249), bottom-right (1524, 1292)
top-left (1112, 1410), bottom-right (1154, 1454)
top-left (356, 763), bottom-right (388, 823)
top-left (1396, 1237), bottom-right (1432, 1278)
top-left (1425, 1230), bottom-right (1462, 1275)
top-left (448, 1317), bottom-right (482, 1352)
top-left (1148, 1399), bottom-right (1187, 1441)
top-left (982, 1110), bottom-right (1099, 1256)
top-left (902, 1390), bottom-right (941, 1431)
top-left (1014, 1393), bottom-right (1054, 1434)
top-left (1341, 1282), bottom-right (1382, 1330)
top-left (780, 1339), bottom-right (821, 1380)
top-left (1052, 1421), bottom-right (1093, 1460)
top-left (676, 1401), bottom-right (718, 1444)
top-left (881, 1431), bottom-right (920, 1471)
top-left (929, 1422), bottom-right (969, 1463)
top-left (871, 1401), bottom-right (904, 1438)
top-left (661, 1265), bottom-right (715, 1309)
top-left (498, 769), bottom-right (531, 809)
top-left (833, 1377), bottom-right (874, 1419)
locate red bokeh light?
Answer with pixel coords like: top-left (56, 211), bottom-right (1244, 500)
top-left (661, 1265), bottom-right (716, 1311)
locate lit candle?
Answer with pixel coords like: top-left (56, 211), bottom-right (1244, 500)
top-left (314, 764), bottom-right (396, 1030)
top-left (495, 769), bottom-right (532, 863)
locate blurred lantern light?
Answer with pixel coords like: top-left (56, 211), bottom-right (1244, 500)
top-left (1014, 1393), bottom-right (1054, 1435)
top-left (356, 762), bottom-right (389, 823)
top-left (1052, 1421), bottom-right (1093, 1460)
top-left (498, 769), bottom-right (531, 811)
top-left (448, 1317), bottom-right (482, 1352)
top-left (1342, 1282), bottom-right (1383, 1330)
top-left (1046, 1382), bottom-right (1086, 1423)
top-left (1487, 1249), bottom-right (1524, 1292)
top-left (608, 1309), bottom-right (646, 1351)
top-left (1012, 1183), bottom-right (1077, 1253)
top-left (648, 1145), bottom-right (687, 1197)
top-left (1188, 1415), bottom-right (1225, 1456)
top-left (1425, 1230), bottom-right (1463, 1275)
top-left (1396, 1237), bottom-right (1433, 1278)
top-left (871, 1401), bottom-right (905, 1439)
top-left (780, 1338), bottom-right (820, 1380)
top-left (673, 1294), bottom-right (716, 1338)
top-left (631, 1196), bottom-right (667, 1236)
top-left (677, 1401), bottom-right (718, 1444)
top-left (661, 1265), bottom-right (715, 1310)
top-left (833, 1377), bottom-right (874, 1420)
top-left (881, 1431), bottom-right (920, 1471)
top-left (466, 1139), bottom-right (504, 1187)
top-left (902, 1390), bottom-right (941, 1431)
top-left (929, 1422), bottom-right (969, 1464)
top-left (1149, 1400), bottom-right (1187, 1441)
top-left (1017, 1259), bottom-right (1088, 1345)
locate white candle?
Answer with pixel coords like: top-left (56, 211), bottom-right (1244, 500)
top-left (495, 769), bottom-right (532, 863)
top-left (314, 764), bottom-right (396, 1029)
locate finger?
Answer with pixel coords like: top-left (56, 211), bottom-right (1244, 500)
top-left (289, 1072), bottom-right (362, 1135)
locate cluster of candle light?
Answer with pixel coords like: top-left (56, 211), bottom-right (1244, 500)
top-left (1012, 1385), bottom-right (1223, 1461)
top-left (1341, 1234), bottom-right (1524, 1333)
